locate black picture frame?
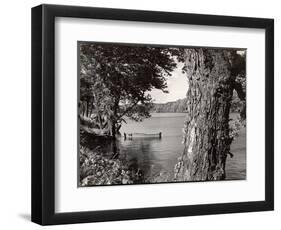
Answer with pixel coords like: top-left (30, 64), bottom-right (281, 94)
top-left (31, 4), bottom-right (274, 225)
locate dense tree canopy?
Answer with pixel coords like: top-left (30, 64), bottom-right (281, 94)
top-left (79, 43), bottom-right (180, 137)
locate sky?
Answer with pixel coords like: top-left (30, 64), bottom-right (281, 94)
top-left (149, 50), bottom-right (245, 104)
top-left (149, 62), bottom-right (188, 104)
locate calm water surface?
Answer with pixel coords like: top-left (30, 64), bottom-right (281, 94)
top-left (118, 113), bottom-right (246, 181)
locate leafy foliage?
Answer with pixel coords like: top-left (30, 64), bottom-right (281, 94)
top-left (79, 43), bottom-right (180, 136)
top-left (80, 146), bottom-right (143, 186)
top-left (229, 50), bottom-right (246, 122)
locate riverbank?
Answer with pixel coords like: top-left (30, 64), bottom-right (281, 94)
top-left (80, 112), bottom-right (246, 185)
top-left (79, 146), bottom-right (143, 186)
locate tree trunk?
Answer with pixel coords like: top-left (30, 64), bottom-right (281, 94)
top-left (111, 97), bottom-right (120, 138)
top-left (175, 49), bottom-right (234, 181)
top-left (87, 100), bottom-right (91, 117)
top-left (111, 120), bottom-right (116, 138)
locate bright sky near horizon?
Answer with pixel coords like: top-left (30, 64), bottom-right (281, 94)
top-left (149, 50), bottom-right (245, 104)
top-left (149, 62), bottom-right (188, 104)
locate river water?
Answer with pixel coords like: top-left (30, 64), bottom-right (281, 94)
top-left (84, 113), bottom-right (246, 183)
top-left (118, 113), bottom-right (246, 181)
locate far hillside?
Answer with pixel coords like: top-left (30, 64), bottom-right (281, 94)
top-left (151, 91), bottom-right (243, 113)
top-left (151, 98), bottom-right (188, 113)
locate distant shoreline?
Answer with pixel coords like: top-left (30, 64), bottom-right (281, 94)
top-left (151, 98), bottom-right (187, 113)
top-left (151, 111), bottom-right (187, 113)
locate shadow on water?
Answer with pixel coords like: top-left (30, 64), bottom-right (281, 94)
top-left (81, 132), bottom-right (166, 183)
top-left (120, 137), bottom-right (162, 179)
top-left (80, 113), bottom-right (246, 184)
top-left (81, 133), bottom-right (120, 158)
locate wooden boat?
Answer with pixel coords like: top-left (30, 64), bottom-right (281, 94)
top-left (123, 132), bottom-right (162, 140)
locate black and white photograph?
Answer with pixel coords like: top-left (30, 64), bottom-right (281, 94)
top-left (28, 3), bottom-right (275, 225)
top-left (78, 42), bottom-right (246, 186)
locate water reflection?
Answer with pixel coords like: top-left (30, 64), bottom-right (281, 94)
top-left (81, 133), bottom-right (178, 183)
top-left (119, 137), bottom-right (164, 180)
top-left (80, 112), bottom-right (246, 183)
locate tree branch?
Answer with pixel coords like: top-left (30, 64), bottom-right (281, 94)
top-left (116, 100), bottom-right (140, 120)
top-left (233, 80), bottom-right (246, 121)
